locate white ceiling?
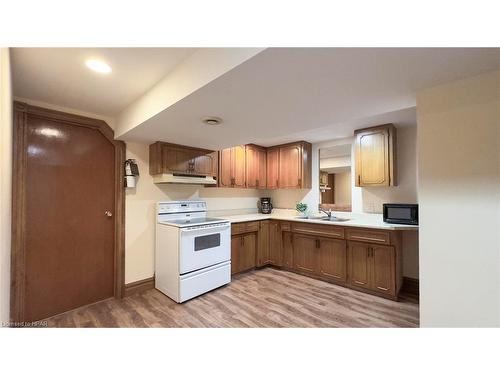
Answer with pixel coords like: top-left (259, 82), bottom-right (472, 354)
top-left (119, 48), bottom-right (500, 149)
top-left (11, 48), bottom-right (500, 149)
top-left (11, 48), bottom-right (196, 115)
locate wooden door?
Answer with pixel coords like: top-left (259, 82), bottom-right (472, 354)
top-left (193, 151), bottom-right (217, 176)
top-left (282, 231), bottom-right (294, 269)
top-left (219, 148), bottom-right (232, 187)
top-left (348, 242), bottom-right (371, 289)
top-left (257, 220), bottom-right (270, 266)
top-left (279, 144), bottom-right (302, 188)
top-left (292, 234), bottom-right (317, 275)
top-left (371, 245), bottom-right (396, 295)
top-left (268, 221), bottom-right (282, 266)
top-left (232, 145), bottom-right (246, 188)
top-left (231, 235), bottom-right (242, 274)
top-left (13, 104), bottom-right (121, 322)
top-left (266, 148), bottom-right (279, 189)
top-left (231, 234), bottom-right (256, 274)
top-left (245, 145), bottom-right (267, 189)
top-left (257, 147), bottom-right (267, 189)
top-left (356, 128), bottom-right (390, 186)
top-left (318, 238), bottom-right (346, 282)
top-left (163, 146), bottom-right (194, 173)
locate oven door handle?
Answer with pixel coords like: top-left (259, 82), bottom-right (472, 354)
top-left (180, 223), bottom-right (231, 234)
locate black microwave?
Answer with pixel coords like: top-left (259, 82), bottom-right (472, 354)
top-left (383, 203), bottom-right (418, 225)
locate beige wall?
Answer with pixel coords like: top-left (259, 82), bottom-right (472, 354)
top-left (417, 70), bottom-right (500, 327)
top-left (125, 142), bottom-right (264, 283)
top-left (0, 48), bottom-right (12, 324)
top-left (334, 171), bottom-right (351, 205)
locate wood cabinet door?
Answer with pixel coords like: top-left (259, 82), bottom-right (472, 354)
top-left (257, 147), bottom-right (267, 189)
top-left (257, 220), bottom-right (270, 266)
top-left (163, 146), bottom-right (194, 173)
top-left (266, 148), bottom-right (279, 189)
top-left (318, 238), bottom-right (347, 282)
top-left (292, 234), bottom-right (317, 275)
top-left (193, 151), bottom-right (217, 176)
top-left (348, 242), bottom-right (371, 289)
top-left (282, 231), bottom-right (294, 269)
top-left (231, 235), bottom-right (242, 274)
top-left (219, 148), bottom-right (232, 187)
top-left (232, 145), bottom-right (246, 188)
top-left (279, 144), bottom-right (302, 188)
top-left (355, 127), bottom-right (390, 186)
top-left (268, 221), bottom-right (282, 266)
top-left (371, 245), bottom-right (396, 295)
top-left (240, 233), bottom-right (257, 272)
top-left (245, 145), bottom-right (259, 188)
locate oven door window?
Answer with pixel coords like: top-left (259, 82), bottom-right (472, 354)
top-left (194, 233), bottom-right (221, 251)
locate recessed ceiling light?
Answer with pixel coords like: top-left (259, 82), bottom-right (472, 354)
top-left (85, 59), bottom-right (112, 74)
top-left (202, 117), bottom-right (223, 126)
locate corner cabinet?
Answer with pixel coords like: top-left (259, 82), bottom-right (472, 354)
top-left (267, 141), bottom-right (312, 189)
top-left (354, 124), bottom-right (397, 187)
top-left (149, 142), bottom-right (218, 177)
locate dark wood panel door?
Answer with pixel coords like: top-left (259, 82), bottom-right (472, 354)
top-left (348, 242), bottom-right (371, 290)
top-left (23, 114), bottom-right (116, 322)
top-left (292, 234), bottom-right (317, 275)
top-left (279, 144), bottom-right (302, 188)
top-left (371, 245), bottom-right (396, 295)
top-left (266, 148), bottom-right (279, 189)
top-left (231, 236), bottom-right (241, 274)
top-left (268, 221), bottom-right (282, 266)
top-left (318, 238), bottom-right (346, 282)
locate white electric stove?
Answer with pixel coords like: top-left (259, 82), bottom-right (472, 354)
top-left (155, 200), bottom-right (231, 303)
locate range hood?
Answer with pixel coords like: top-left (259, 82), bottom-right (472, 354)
top-left (152, 173), bottom-right (217, 185)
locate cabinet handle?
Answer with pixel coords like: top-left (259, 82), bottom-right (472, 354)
top-left (315, 239), bottom-right (320, 248)
top-left (276, 179), bottom-right (279, 188)
top-left (256, 179), bottom-right (259, 187)
top-left (231, 177), bottom-right (235, 186)
top-left (358, 175), bottom-right (361, 185)
top-left (298, 178), bottom-right (301, 187)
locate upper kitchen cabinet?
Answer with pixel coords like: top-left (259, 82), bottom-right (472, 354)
top-left (219, 145), bottom-right (246, 188)
top-left (245, 144), bottom-right (267, 189)
top-left (267, 141), bottom-right (312, 189)
top-left (149, 142), bottom-right (218, 178)
top-left (354, 124), bottom-right (397, 187)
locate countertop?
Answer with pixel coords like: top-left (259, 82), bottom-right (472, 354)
top-left (212, 211), bottom-right (419, 231)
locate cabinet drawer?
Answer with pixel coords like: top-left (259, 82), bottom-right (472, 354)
top-left (245, 221), bottom-right (260, 232)
top-left (231, 221), bottom-right (259, 235)
top-left (292, 222), bottom-right (344, 239)
top-left (346, 228), bottom-right (391, 245)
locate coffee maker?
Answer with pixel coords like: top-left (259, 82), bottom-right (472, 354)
top-left (259, 197), bottom-right (273, 214)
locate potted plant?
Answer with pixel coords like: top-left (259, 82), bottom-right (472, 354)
top-left (296, 202), bottom-right (309, 218)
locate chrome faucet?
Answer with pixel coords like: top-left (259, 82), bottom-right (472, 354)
top-left (319, 208), bottom-right (333, 219)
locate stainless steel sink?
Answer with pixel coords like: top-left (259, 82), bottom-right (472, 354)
top-left (320, 217), bottom-right (350, 222)
top-left (295, 216), bottom-right (350, 222)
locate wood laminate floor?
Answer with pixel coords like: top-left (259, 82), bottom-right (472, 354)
top-left (44, 268), bottom-right (419, 328)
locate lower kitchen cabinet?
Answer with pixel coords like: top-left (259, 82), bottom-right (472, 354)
top-left (292, 234), bottom-right (318, 275)
top-left (269, 220), bottom-right (282, 266)
top-left (230, 219), bottom-right (402, 300)
top-left (347, 241), bottom-right (396, 296)
top-left (257, 220), bottom-right (270, 266)
top-left (231, 233), bottom-right (257, 275)
top-left (318, 238), bottom-right (347, 282)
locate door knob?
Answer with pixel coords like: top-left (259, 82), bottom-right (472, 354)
top-left (105, 211), bottom-right (113, 217)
